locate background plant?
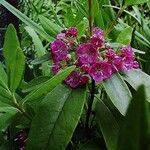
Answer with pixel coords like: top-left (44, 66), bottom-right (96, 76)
top-left (0, 0), bottom-right (150, 150)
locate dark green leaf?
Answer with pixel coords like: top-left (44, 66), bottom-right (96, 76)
top-left (102, 73), bottom-right (132, 115)
top-left (124, 69), bottom-right (150, 102)
top-left (0, 107), bottom-right (17, 130)
top-left (27, 84), bottom-right (86, 150)
top-left (117, 85), bottom-right (150, 150)
top-left (95, 99), bottom-right (119, 150)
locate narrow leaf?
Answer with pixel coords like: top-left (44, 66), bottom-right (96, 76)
top-left (39, 15), bottom-right (63, 37)
top-left (22, 66), bottom-right (75, 104)
top-left (25, 26), bottom-right (49, 75)
top-left (3, 24), bottom-right (25, 92)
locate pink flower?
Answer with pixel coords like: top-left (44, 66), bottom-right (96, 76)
top-left (64, 71), bottom-right (89, 88)
top-left (50, 39), bottom-right (69, 63)
top-left (133, 61), bottom-right (139, 69)
top-left (89, 62), bottom-right (112, 82)
top-left (106, 48), bottom-right (123, 72)
top-left (119, 45), bottom-right (139, 71)
top-left (92, 27), bottom-right (105, 37)
top-left (57, 33), bottom-right (66, 40)
top-left (52, 63), bottom-right (61, 74)
top-left (66, 27), bottom-right (78, 37)
top-left (90, 27), bottom-right (105, 49)
top-left (120, 45), bottom-right (134, 60)
top-left (76, 43), bottom-right (98, 66)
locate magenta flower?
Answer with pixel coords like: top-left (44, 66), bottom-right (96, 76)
top-left (52, 63), bottom-right (61, 74)
top-left (89, 62), bottom-right (112, 82)
top-left (90, 27), bottom-right (105, 49)
top-left (57, 33), bottom-right (66, 40)
top-left (92, 27), bottom-right (105, 37)
top-left (50, 39), bottom-right (69, 63)
top-left (77, 43), bottom-right (98, 66)
top-left (120, 45), bottom-right (134, 60)
top-left (106, 48), bottom-right (123, 72)
top-left (66, 27), bottom-right (78, 37)
top-left (119, 45), bottom-right (139, 71)
top-left (64, 71), bottom-right (89, 88)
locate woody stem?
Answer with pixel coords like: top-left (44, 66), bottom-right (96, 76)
top-left (85, 0), bottom-right (96, 128)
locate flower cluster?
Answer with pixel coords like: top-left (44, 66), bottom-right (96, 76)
top-left (49, 27), bottom-right (139, 88)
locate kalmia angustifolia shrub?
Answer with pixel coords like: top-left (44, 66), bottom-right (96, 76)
top-left (49, 27), bottom-right (139, 88)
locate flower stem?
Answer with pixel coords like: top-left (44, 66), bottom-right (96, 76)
top-left (85, 79), bottom-right (95, 128)
top-left (12, 93), bottom-right (32, 121)
top-left (85, 0), bottom-right (95, 128)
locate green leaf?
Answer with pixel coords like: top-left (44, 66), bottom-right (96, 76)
top-left (74, 0), bottom-right (88, 17)
top-left (124, 0), bottom-right (148, 6)
top-left (0, 63), bottom-right (7, 88)
top-left (92, 0), bottom-right (99, 18)
top-left (124, 69), bottom-right (150, 102)
top-left (0, 107), bottom-right (17, 130)
top-left (0, 86), bottom-right (12, 106)
top-left (25, 26), bottom-right (46, 57)
top-left (116, 27), bottom-right (133, 45)
top-left (39, 15), bottom-right (63, 37)
top-left (117, 85), bottom-right (149, 150)
top-left (27, 84), bottom-right (86, 150)
top-left (22, 66), bottom-right (75, 104)
top-left (21, 76), bottom-right (50, 93)
top-left (25, 26), bottom-right (49, 75)
top-left (3, 24), bottom-right (25, 92)
top-left (31, 54), bottom-right (50, 65)
top-left (102, 73), bottom-right (132, 115)
top-left (95, 100), bottom-right (119, 150)
top-left (0, 0), bottom-right (54, 42)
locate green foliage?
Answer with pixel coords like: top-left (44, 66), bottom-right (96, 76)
top-left (3, 24), bottom-right (25, 92)
top-left (102, 73), bottom-right (132, 115)
top-left (1, 0), bottom-right (150, 149)
top-left (116, 27), bottom-right (133, 45)
top-left (124, 0), bottom-right (148, 6)
top-left (95, 99), bottom-right (119, 150)
top-left (22, 66), bottom-right (75, 104)
top-left (117, 85), bottom-right (150, 150)
top-left (0, 0), bottom-right (54, 42)
top-left (124, 69), bottom-right (150, 102)
top-left (39, 15), bottom-right (63, 37)
top-left (27, 84), bottom-right (86, 149)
